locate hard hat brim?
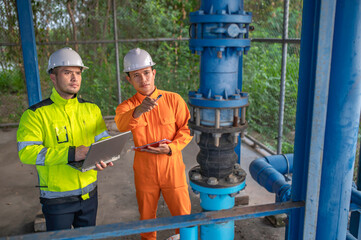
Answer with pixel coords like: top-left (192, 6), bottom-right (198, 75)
top-left (123, 63), bottom-right (156, 73)
top-left (48, 65), bottom-right (89, 74)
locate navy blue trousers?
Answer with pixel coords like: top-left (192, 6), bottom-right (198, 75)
top-left (42, 193), bottom-right (98, 231)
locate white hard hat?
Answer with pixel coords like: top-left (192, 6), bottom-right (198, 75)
top-left (47, 47), bottom-right (88, 74)
top-left (123, 48), bottom-right (156, 72)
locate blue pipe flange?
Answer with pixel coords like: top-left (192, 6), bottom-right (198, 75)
top-left (190, 179), bottom-right (245, 211)
top-left (189, 11), bottom-right (252, 23)
top-left (189, 10), bottom-right (252, 55)
top-left (190, 180), bottom-right (246, 195)
top-left (189, 39), bottom-right (251, 49)
top-left (189, 165), bottom-right (246, 190)
top-left (189, 91), bottom-right (248, 108)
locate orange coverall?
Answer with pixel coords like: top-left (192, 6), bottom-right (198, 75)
top-left (114, 88), bottom-right (192, 240)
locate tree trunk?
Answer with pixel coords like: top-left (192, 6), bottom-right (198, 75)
top-left (66, 0), bottom-right (78, 52)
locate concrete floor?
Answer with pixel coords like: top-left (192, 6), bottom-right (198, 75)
top-left (0, 122), bottom-right (284, 239)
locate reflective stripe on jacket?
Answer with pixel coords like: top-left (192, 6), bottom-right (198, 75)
top-left (17, 88), bottom-right (110, 199)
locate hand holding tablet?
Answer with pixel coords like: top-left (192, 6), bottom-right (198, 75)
top-left (132, 139), bottom-right (172, 151)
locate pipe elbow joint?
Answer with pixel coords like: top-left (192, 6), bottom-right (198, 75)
top-left (249, 154), bottom-right (294, 202)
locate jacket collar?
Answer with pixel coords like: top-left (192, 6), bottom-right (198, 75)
top-left (50, 87), bottom-right (78, 106)
top-left (135, 87), bottom-right (159, 102)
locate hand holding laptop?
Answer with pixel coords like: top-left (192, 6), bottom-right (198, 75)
top-left (75, 146), bottom-right (89, 161)
top-left (68, 131), bottom-right (131, 172)
top-left (75, 145), bottom-right (113, 171)
top-left (94, 160), bottom-right (113, 171)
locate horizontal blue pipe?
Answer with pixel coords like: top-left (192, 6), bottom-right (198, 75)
top-left (349, 203), bottom-right (360, 212)
top-left (249, 154), bottom-right (293, 202)
top-left (262, 154), bottom-right (294, 174)
top-left (2, 202), bottom-right (303, 240)
top-left (347, 231), bottom-right (358, 240)
top-left (351, 187), bottom-right (361, 208)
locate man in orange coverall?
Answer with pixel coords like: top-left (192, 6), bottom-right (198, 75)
top-left (114, 48), bottom-right (192, 240)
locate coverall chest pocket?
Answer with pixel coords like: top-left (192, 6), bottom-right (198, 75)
top-left (133, 121), bottom-right (148, 140)
top-left (157, 102), bottom-right (175, 126)
top-left (159, 115), bottom-right (176, 139)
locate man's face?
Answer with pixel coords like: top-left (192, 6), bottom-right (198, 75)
top-left (126, 67), bottom-right (156, 96)
top-left (50, 66), bottom-right (82, 99)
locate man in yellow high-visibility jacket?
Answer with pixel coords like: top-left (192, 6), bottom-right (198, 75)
top-left (17, 47), bottom-right (112, 231)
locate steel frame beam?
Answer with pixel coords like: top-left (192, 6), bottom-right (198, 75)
top-left (1, 201), bottom-right (304, 240)
top-left (16, 0), bottom-right (42, 106)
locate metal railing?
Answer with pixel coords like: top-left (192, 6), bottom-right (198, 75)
top-left (1, 201), bottom-right (304, 240)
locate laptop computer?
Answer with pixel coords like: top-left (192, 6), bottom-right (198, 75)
top-left (68, 131), bottom-right (131, 172)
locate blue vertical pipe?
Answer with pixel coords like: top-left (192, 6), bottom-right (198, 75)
top-left (199, 51), bottom-right (239, 97)
top-left (16, 0), bottom-right (42, 106)
top-left (316, 1), bottom-right (361, 239)
top-left (180, 226), bottom-right (198, 240)
top-left (288, 0), bottom-right (320, 238)
top-left (235, 56), bottom-right (243, 164)
top-left (188, 0), bottom-right (250, 238)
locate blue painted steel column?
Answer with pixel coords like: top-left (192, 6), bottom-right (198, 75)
top-left (316, 1), bottom-right (361, 239)
top-left (188, 0), bottom-right (251, 239)
top-left (302, 0), bottom-right (336, 238)
top-left (16, 0), bottom-right (42, 106)
top-left (288, 0), bottom-right (325, 238)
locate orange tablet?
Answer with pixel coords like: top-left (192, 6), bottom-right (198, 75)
top-left (131, 139), bottom-right (172, 151)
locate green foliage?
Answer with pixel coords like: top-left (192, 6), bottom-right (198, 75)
top-left (281, 141), bottom-right (294, 154)
top-left (243, 44), bottom-right (299, 151)
top-left (151, 41), bottom-right (200, 98)
top-left (245, 0), bottom-right (303, 39)
top-left (1, 0), bottom-right (301, 153)
top-left (0, 69), bottom-right (26, 94)
top-left (79, 61), bottom-right (118, 116)
top-left (239, 0), bottom-right (302, 151)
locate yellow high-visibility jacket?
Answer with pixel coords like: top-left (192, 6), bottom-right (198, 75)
top-left (17, 88), bottom-right (109, 200)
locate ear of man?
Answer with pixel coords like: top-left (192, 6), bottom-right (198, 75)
top-left (125, 75), bottom-right (131, 84)
top-left (50, 73), bottom-right (56, 84)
